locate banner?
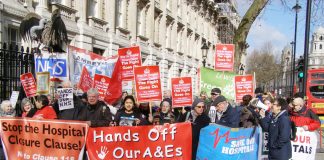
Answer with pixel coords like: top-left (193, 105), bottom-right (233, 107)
top-left (34, 51), bottom-right (69, 81)
top-left (9, 91), bottom-right (19, 108)
top-left (93, 74), bottom-right (111, 101)
top-left (200, 67), bottom-right (236, 100)
top-left (20, 73), bottom-right (37, 97)
top-left (36, 72), bottom-right (50, 95)
top-left (196, 124), bottom-right (261, 160)
top-left (260, 132), bottom-right (269, 160)
top-left (134, 66), bottom-right (162, 102)
top-left (0, 118), bottom-right (88, 160)
top-left (57, 88), bottom-right (74, 111)
top-left (291, 127), bottom-right (317, 160)
top-left (235, 75), bottom-right (254, 102)
top-left (68, 46), bottom-right (118, 86)
top-left (86, 123), bottom-right (192, 160)
top-left (118, 46), bottom-right (142, 80)
top-left (215, 44), bottom-right (234, 71)
top-left (78, 66), bottom-right (93, 93)
top-left (171, 77), bottom-right (192, 107)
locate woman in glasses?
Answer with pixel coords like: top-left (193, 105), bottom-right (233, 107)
top-left (259, 98), bottom-right (292, 160)
top-left (179, 98), bottom-right (210, 160)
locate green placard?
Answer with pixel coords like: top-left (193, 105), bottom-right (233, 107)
top-left (200, 67), bottom-right (236, 100)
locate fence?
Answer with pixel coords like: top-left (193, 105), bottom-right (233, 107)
top-left (0, 43), bottom-right (35, 103)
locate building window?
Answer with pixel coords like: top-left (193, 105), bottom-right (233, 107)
top-left (177, 0), bottom-right (182, 17)
top-left (116, 0), bottom-right (123, 27)
top-left (8, 27), bottom-right (20, 47)
top-left (93, 47), bottom-right (104, 55)
top-left (315, 43), bottom-right (317, 50)
top-left (88, 0), bottom-right (98, 17)
top-left (137, 6), bottom-right (146, 36)
top-left (320, 36), bottom-right (323, 41)
top-left (320, 44), bottom-right (323, 50)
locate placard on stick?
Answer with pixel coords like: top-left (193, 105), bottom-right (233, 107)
top-left (56, 88), bottom-right (74, 111)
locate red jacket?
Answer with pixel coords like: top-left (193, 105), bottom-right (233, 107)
top-left (33, 106), bottom-right (57, 119)
top-left (289, 106), bottom-right (320, 131)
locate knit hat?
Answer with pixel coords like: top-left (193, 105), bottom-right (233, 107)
top-left (192, 98), bottom-right (205, 109)
top-left (212, 95), bottom-right (227, 106)
top-left (211, 88), bottom-right (221, 94)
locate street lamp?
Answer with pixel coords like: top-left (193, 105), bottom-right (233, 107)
top-left (292, 0), bottom-right (301, 96)
top-left (290, 41), bottom-right (294, 96)
top-left (201, 42), bottom-right (209, 67)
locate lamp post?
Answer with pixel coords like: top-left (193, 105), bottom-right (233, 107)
top-left (302, 0), bottom-right (312, 96)
top-left (201, 42), bottom-right (209, 67)
top-left (290, 41), bottom-right (294, 96)
top-left (292, 0), bottom-right (302, 96)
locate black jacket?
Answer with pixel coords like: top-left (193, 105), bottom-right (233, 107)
top-left (78, 101), bottom-right (113, 127)
top-left (53, 95), bottom-right (85, 120)
top-left (260, 110), bottom-right (292, 160)
top-left (215, 104), bottom-right (240, 128)
top-left (191, 114), bottom-right (210, 160)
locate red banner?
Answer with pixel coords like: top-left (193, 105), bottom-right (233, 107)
top-left (215, 44), bottom-right (235, 71)
top-left (134, 66), bottom-right (162, 102)
top-left (86, 123), bottom-right (192, 160)
top-left (93, 74), bottom-right (111, 101)
top-left (20, 73), bottom-right (37, 97)
top-left (78, 66), bottom-right (93, 93)
top-left (235, 75), bottom-right (254, 102)
top-left (171, 77), bottom-right (193, 107)
top-left (118, 46), bottom-right (142, 80)
top-left (0, 118), bottom-right (88, 160)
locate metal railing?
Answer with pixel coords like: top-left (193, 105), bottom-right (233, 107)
top-left (0, 43), bottom-right (35, 102)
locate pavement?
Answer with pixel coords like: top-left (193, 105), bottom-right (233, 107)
top-left (316, 152), bottom-right (324, 160)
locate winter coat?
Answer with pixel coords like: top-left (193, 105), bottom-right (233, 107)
top-left (77, 101), bottom-right (113, 127)
top-left (239, 106), bottom-right (259, 128)
top-left (53, 95), bottom-right (85, 120)
top-left (215, 104), bottom-right (240, 128)
top-left (260, 110), bottom-right (292, 160)
top-left (289, 106), bottom-right (320, 131)
top-left (33, 106), bottom-right (57, 119)
top-left (191, 114), bottom-right (210, 160)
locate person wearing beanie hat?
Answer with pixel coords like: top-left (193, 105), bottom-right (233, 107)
top-left (211, 95), bottom-right (240, 128)
top-left (205, 88), bottom-right (222, 122)
top-left (179, 98), bottom-right (210, 159)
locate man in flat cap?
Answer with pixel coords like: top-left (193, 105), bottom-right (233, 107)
top-left (212, 95), bottom-right (240, 128)
top-left (205, 88), bottom-right (221, 123)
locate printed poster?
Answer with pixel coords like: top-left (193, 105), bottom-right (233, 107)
top-left (215, 44), bottom-right (234, 71)
top-left (235, 75), bottom-right (254, 102)
top-left (36, 72), bottom-right (50, 95)
top-left (20, 73), bottom-right (37, 98)
top-left (93, 74), bottom-right (111, 101)
top-left (118, 46), bottom-right (142, 80)
top-left (56, 88), bottom-right (74, 111)
top-left (171, 77), bottom-right (193, 107)
top-left (291, 127), bottom-right (317, 160)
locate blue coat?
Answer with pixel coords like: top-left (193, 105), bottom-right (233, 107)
top-left (215, 104), bottom-right (240, 128)
top-left (260, 110), bottom-right (292, 160)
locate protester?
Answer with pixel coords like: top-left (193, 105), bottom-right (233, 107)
top-left (20, 98), bottom-right (37, 118)
top-left (78, 88), bottom-right (113, 127)
top-left (199, 91), bottom-right (209, 104)
top-left (33, 95), bottom-right (57, 119)
top-left (211, 95), bottom-right (240, 127)
top-left (254, 87), bottom-right (263, 101)
top-left (53, 81), bottom-right (85, 120)
top-left (149, 100), bottom-right (175, 125)
top-left (263, 97), bottom-right (274, 110)
top-left (205, 88), bottom-right (221, 122)
top-left (80, 92), bottom-right (88, 105)
top-left (115, 91), bottom-right (128, 110)
top-left (259, 98), bottom-right (292, 160)
top-left (179, 98), bottom-right (210, 160)
top-left (290, 97), bottom-right (320, 131)
top-left (114, 95), bottom-right (147, 126)
top-left (0, 100), bottom-right (15, 117)
top-left (163, 89), bottom-right (172, 100)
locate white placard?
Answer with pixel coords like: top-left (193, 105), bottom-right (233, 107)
top-left (9, 91), bottom-right (19, 108)
top-left (56, 88), bottom-right (74, 111)
top-left (291, 127), bottom-right (317, 160)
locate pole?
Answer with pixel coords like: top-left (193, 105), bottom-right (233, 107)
top-left (290, 42), bottom-right (294, 97)
top-left (292, 0), bottom-right (299, 97)
top-left (302, 0), bottom-right (312, 96)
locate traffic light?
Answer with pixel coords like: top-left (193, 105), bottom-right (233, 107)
top-left (297, 58), bottom-right (304, 81)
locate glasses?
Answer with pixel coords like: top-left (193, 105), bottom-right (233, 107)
top-left (273, 103), bottom-right (278, 106)
top-left (196, 105), bottom-right (204, 108)
top-left (211, 93), bottom-right (219, 96)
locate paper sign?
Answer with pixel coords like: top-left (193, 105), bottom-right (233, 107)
top-left (9, 91), bottom-right (19, 108)
top-left (235, 75), bottom-right (254, 102)
top-left (171, 77), bottom-right (193, 107)
top-left (56, 88), bottom-right (74, 111)
top-left (20, 73), bottom-right (37, 97)
top-left (36, 72), bottom-right (50, 95)
top-left (93, 74), bottom-right (111, 101)
top-left (215, 44), bottom-right (234, 71)
top-left (291, 127), bottom-right (317, 160)
top-left (134, 66), bottom-right (162, 102)
top-left (118, 46), bottom-right (142, 80)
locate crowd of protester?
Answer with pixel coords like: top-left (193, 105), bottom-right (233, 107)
top-left (0, 81), bottom-right (321, 160)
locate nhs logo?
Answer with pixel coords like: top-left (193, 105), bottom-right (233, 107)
top-left (35, 58), bottom-right (68, 77)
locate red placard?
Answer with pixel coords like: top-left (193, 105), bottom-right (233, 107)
top-left (134, 66), bottom-right (162, 102)
top-left (215, 44), bottom-right (235, 71)
top-left (235, 75), bottom-right (254, 102)
top-left (93, 74), bottom-right (111, 101)
top-left (0, 118), bottom-right (88, 160)
top-left (118, 46), bottom-right (142, 80)
top-left (20, 73), bottom-right (37, 97)
top-left (86, 123), bottom-right (192, 160)
top-left (78, 66), bottom-right (93, 93)
top-left (171, 77), bottom-right (193, 107)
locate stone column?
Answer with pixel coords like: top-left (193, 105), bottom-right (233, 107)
top-left (159, 57), bottom-right (169, 91)
top-left (35, 0), bottom-right (49, 17)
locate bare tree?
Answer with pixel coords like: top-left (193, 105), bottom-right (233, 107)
top-left (246, 42), bottom-right (282, 86)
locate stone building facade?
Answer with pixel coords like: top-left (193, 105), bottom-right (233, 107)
top-left (309, 27), bottom-right (324, 69)
top-left (0, 0), bottom-right (239, 95)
